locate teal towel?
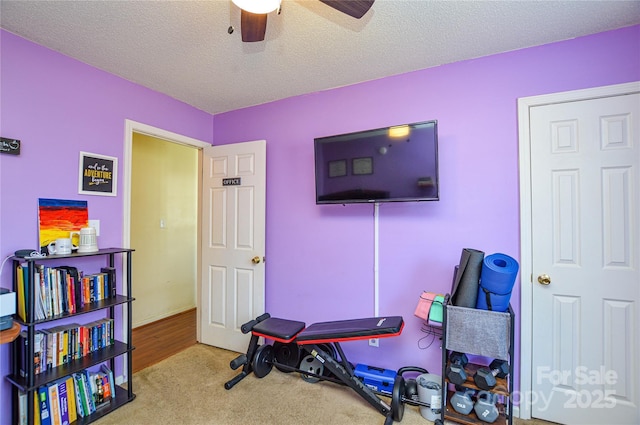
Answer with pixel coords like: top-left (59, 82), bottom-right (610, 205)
top-left (429, 295), bottom-right (445, 323)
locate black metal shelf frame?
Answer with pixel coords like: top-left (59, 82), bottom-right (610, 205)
top-left (439, 294), bottom-right (515, 425)
top-left (6, 248), bottom-right (135, 424)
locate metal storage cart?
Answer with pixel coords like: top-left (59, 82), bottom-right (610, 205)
top-left (437, 295), bottom-right (514, 425)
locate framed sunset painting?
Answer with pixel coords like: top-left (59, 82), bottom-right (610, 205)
top-left (38, 198), bottom-right (89, 252)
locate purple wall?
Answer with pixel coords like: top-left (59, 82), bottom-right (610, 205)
top-left (1, 24), bottom-right (639, 420)
top-left (212, 25), bottom-right (640, 398)
top-left (0, 29), bottom-right (213, 420)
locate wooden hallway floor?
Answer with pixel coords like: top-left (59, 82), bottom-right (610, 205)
top-left (132, 308), bottom-right (197, 373)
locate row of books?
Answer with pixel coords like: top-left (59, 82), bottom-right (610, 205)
top-left (19, 318), bottom-right (114, 376)
top-left (18, 365), bottom-right (116, 425)
top-left (16, 264), bottom-right (116, 321)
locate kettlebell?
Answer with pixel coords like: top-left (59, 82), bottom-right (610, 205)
top-left (397, 366), bottom-right (428, 402)
top-left (474, 391), bottom-right (499, 423)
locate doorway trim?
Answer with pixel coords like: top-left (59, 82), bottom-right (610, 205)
top-left (122, 120), bottom-right (210, 249)
top-left (122, 119), bottom-right (211, 343)
top-left (517, 81), bottom-right (640, 420)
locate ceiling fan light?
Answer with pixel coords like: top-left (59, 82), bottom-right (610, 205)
top-left (232, 0), bottom-right (281, 14)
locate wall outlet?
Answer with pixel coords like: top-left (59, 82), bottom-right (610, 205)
top-left (369, 338), bottom-right (379, 347)
top-left (88, 219), bottom-right (100, 236)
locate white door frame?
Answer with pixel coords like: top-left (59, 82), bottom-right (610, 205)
top-left (121, 119), bottom-right (211, 344)
top-left (517, 81), bottom-right (640, 420)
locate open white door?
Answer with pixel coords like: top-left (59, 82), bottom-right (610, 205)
top-left (200, 140), bottom-right (266, 353)
top-left (527, 90), bottom-right (639, 424)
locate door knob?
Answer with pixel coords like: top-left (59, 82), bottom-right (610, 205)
top-left (537, 274), bottom-right (551, 285)
top-left (252, 256), bottom-right (261, 264)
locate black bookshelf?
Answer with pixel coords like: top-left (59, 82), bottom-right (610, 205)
top-left (6, 248), bottom-right (135, 424)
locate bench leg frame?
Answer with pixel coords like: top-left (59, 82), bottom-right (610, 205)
top-left (302, 343), bottom-right (391, 418)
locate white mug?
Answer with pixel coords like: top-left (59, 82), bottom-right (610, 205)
top-left (71, 227), bottom-right (99, 253)
top-left (48, 238), bottom-right (77, 255)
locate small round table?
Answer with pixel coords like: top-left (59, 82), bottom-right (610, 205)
top-left (0, 321), bottom-right (21, 344)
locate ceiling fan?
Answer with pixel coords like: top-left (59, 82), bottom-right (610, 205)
top-left (231, 0), bottom-right (375, 42)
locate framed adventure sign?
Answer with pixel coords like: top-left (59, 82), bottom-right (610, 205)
top-left (78, 151), bottom-right (118, 196)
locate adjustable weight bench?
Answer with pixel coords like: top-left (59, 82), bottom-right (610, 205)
top-left (225, 313), bottom-right (405, 424)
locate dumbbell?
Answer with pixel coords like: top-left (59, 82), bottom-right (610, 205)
top-left (473, 359), bottom-right (509, 390)
top-left (474, 391), bottom-right (499, 423)
top-left (445, 352), bottom-right (469, 385)
top-left (450, 386), bottom-right (475, 415)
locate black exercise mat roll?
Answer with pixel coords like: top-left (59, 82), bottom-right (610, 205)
top-left (451, 248), bottom-right (484, 308)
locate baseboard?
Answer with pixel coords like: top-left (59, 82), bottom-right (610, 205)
top-left (513, 405), bottom-right (520, 419)
top-left (133, 306), bottom-right (196, 329)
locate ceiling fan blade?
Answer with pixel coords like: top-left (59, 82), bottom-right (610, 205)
top-left (319, 0), bottom-right (374, 19)
top-left (240, 10), bottom-right (268, 42)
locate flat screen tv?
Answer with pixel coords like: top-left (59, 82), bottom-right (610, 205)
top-left (314, 120), bottom-right (439, 204)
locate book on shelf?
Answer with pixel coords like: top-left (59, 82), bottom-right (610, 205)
top-left (14, 263), bottom-right (120, 322)
top-left (73, 373), bottom-right (91, 417)
top-left (33, 265), bottom-right (46, 320)
top-left (71, 374), bottom-right (85, 418)
top-left (18, 390), bottom-right (25, 425)
top-left (47, 381), bottom-right (62, 425)
top-left (101, 266), bottom-right (117, 298)
top-left (58, 327), bottom-right (67, 366)
top-left (35, 393), bottom-right (41, 425)
top-left (100, 373), bottom-right (112, 402)
top-left (57, 266), bottom-right (81, 311)
top-left (46, 325), bottom-right (64, 367)
top-left (85, 369), bottom-right (111, 409)
top-left (18, 390), bottom-right (43, 425)
top-left (42, 326), bottom-right (59, 370)
top-left (36, 264), bottom-right (50, 319)
top-left (16, 263), bottom-right (26, 321)
top-left (18, 330), bottom-right (47, 377)
top-left (95, 273), bottom-right (103, 301)
top-left (100, 364), bottom-right (116, 398)
top-left (30, 319), bottom-right (114, 373)
top-left (56, 269), bottom-right (67, 316)
top-left (47, 267), bottom-right (59, 317)
top-left (82, 275), bottom-right (90, 305)
top-left (57, 378), bottom-right (70, 425)
top-left (81, 371), bottom-right (97, 414)
top-left (31, 376), bottom-right (79, 425)
top-left (38, 385), bottom-right (52, 425)
top-left (65, 376), bottom-right (78, 423)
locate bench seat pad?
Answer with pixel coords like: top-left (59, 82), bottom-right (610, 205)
top-left (296, 316), bottom-right (404, 345)
top-left (252, 317), bottom-right (306, 343)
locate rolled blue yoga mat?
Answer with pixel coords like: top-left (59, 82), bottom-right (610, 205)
top-left (480, 253), bottom-right (519, 294)
top-left (476, 290), bottom-right (512, 312)
top-left (476, 253), bottom-right (519, 311)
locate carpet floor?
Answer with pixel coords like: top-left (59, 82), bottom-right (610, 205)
top-left (93, 343), bottom-right (437, 425)
top-left (94, 343), bottom-right (551, 425)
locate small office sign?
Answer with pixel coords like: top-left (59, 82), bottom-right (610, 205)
top-left (222, 178), bottom-right (241, 186)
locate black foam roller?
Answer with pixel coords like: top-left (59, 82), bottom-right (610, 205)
top-left (451, 248), bottom-right (484, 308)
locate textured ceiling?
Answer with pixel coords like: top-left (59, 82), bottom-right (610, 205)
top-left (1, 0), bottom-right (639, 114)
